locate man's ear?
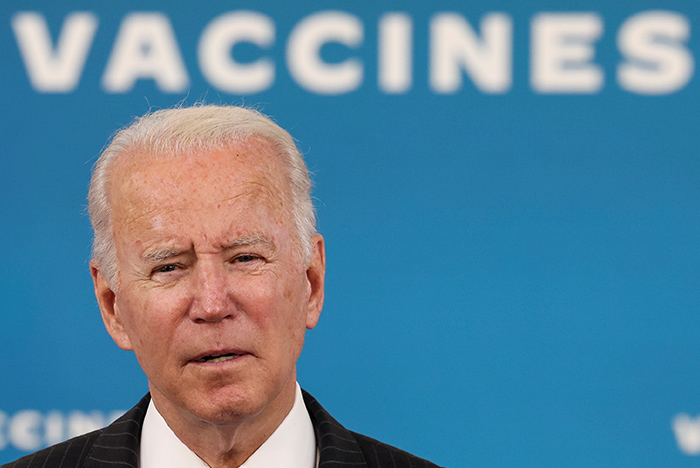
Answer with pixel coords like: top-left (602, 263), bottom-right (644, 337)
top-left (90, 260), bottom-right (133, 351)
top-left (305, 234), bottom-right (326, 330)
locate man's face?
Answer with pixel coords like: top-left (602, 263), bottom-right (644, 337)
top-left (91, 137), bottom-right (325, 428)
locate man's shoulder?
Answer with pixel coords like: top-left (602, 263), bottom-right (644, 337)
top-left (0, 429), bottom-right (103, 468)
top-left (302, 390), bottom-right (444, 468)
top-left (0, 394), bottom-right (149, 468)
top-left (350, 430), bottom-right (444, 468)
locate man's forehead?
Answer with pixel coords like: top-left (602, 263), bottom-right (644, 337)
top-left (108, 138), bottom-right (290, 205)
top-left (103, 141), bottom-right (293, 253)
top-left (112, 136), bottom-right (282, 178)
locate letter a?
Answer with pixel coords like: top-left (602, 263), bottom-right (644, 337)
top-left (102, 13), bottom-right (188, 93)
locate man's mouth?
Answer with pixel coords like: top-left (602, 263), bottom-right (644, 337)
top-left (196, 353), bottom-right (242, 363)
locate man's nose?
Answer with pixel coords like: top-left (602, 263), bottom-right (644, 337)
top-left (188, 264), bottom-right (234, 323)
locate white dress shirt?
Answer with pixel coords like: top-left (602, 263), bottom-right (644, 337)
top-left (140, 383), bottom-right (317, 468)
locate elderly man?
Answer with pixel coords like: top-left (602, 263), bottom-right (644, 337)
top-left (2, 105), bottom-right (441, 468)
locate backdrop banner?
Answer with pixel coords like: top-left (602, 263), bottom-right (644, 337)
top-left (1, 1), bottom-right (698, 467)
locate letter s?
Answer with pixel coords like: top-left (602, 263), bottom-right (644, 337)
top-left (617, 11), bottom-right (694, 95)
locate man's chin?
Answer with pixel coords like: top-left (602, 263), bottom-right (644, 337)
top-left (149, 367), bottom-right (297, 428)
top-left (167, 383), bottom-right (281, 427)
top-left (192, 393), bottom-right (265, 425)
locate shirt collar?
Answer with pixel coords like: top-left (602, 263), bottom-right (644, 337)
top-left (140, 383), bottom-right (317, 468)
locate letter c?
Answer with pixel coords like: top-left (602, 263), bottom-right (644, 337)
top-left (198, 11), bottom-right (275, 94)
top-left (287, 11), bottom-right (363, 94)
top-left (9, 410), bottom-right (42, 452)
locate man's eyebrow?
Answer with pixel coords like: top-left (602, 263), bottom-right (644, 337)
top-left (141, 236), bottom-right (274, 263)
top-left (141, 247), bottom-right (186, 264)
top-left (224, 235), bottom-right (274, 250)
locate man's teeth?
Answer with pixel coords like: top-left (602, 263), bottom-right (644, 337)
top-left (200, 354), bottom-right (240, 363)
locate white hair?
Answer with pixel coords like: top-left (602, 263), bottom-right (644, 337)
top-left (87, 104), bottom-right (316, 289)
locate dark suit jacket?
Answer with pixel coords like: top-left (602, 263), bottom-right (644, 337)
top-left (1, 391), bottom-right (443, 468)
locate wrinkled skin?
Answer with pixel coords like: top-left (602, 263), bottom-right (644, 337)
top-left (90, 137), bottom-right (325, 466)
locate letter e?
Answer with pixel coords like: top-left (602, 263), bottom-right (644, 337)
top-left (531, 13), bottom-right (604, 93)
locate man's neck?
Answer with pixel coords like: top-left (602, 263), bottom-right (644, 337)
top-left (149, 381), bottom-right (297, 468)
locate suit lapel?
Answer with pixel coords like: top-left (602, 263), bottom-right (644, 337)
top-left (303, 391), bottom-right (368, 468)
top-left (83, 394), bottom-right (150, 468)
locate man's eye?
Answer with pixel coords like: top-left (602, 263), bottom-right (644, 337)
top-left (234, 254), bottom-right (259, 263)
top-left (154, 264), bottom-right (179, 273)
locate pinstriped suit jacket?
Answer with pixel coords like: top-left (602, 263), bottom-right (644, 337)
top-left (1, 391), bottom-right (442, 468)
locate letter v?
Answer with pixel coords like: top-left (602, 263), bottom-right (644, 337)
top-left (673, 414), bottom-right (700, 455)
top-left (12, 12), bottom-right (98, 92)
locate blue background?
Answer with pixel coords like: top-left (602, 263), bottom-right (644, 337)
top-left (1, 1), bottom-right (698, 466)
